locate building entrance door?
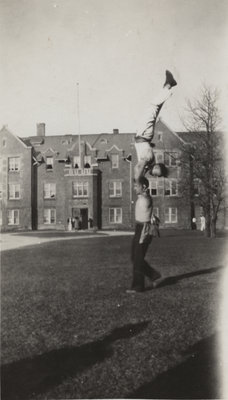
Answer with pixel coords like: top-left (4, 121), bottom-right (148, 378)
top-left (72, 208), bottom-right (88, 230)
top-left (80, 208), bottom-right (88, 229)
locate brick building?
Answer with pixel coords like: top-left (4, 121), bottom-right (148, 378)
top-left (0, 121), bottom-right (227, 231)
top-left (0, 126), bottom-right (34, 230)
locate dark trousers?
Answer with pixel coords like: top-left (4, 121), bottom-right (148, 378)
top-left (131, 224), bottom-right (159, 291)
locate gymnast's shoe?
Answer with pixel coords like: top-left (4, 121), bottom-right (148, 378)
top-left (164, 70), bottom-right (177, 88)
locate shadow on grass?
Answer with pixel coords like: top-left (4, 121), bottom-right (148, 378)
top-left (128, 333), bottom-right (221, 399)
top-left (153, 265), bottom-right (224, 289)
top-left (1, 321), bottom-right (149, 400)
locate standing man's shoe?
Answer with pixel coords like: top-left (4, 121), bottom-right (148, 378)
top-left (151, 271), bottom-right (161, 281)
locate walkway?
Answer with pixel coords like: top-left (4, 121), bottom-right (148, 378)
top-left (0, 230), bottom-right (134, 252)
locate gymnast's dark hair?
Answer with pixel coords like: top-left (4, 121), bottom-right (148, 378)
top-left (138, 176), bottom-right (149, 188)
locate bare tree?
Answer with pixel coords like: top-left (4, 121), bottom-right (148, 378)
top-left (179, 85), bottom-right (226, 237)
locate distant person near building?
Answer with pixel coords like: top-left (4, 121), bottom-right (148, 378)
top-left (88, 217), bottom-right (93, 229)
top-left (134, 70), bottom-right (177, 182)
top-left (67, 217), bottom-right (72, 231)
top-left (200, 215), bottom-right (206, 232)
top-left (75, 217), bottom-right (80, 230)
top-left (126, 176), bottom-right (161, 293)
top-left (192, 217), bottom-right (197, 230)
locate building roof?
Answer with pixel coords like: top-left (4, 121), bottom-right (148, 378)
top-left (177, 130), bottom-right (225, 146)
top-left (22, 119), bottom-right (187, 158)
top-left (0, 126), bottom-right (32, 149)
top-left (23, 131), bottom-right (135, 159)
top-left (176, 131), bottom-right (204, 144)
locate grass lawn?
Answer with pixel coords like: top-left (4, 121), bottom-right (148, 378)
top-left (1, 230), bottom-right (226, 399)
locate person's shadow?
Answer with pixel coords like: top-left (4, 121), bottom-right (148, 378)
top-left (1, 321), bottom-right (149, 400)
top-left (128, 333), bottom-right (221, 399)
top-left (146, 265), bottom-right (224, 290)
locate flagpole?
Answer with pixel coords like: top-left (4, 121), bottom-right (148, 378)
top-left (129, 159), bottom-right (132, 226)
top-left (76, 82), bottom-right (81, 168)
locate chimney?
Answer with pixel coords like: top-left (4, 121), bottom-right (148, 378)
top-left (113, 129), bottom-right (119, 135)
top-left (37, 123), bottom-right (45, 136)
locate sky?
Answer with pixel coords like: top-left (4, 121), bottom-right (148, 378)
top-left (1, 0), bottom-right (228, 137)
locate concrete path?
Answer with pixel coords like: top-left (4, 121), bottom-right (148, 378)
top-left (0, 230), bottom-right (134, 252)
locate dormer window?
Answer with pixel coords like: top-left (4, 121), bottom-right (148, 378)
top-left (46, 156), bottom-right (53, 170)
top-left (84, 155), bottom-right (91, 168)
top-left (100, 138), bottom-right (108, 144)
top-left (73, 156), bottom-right (80, 168)
top-left (155, 152), bottom-right (163, 164)
top-left (111, 154), bottom-right (119, 169)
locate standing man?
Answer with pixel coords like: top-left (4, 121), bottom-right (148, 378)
top-left (200, 215), bottom-right (206, 232)
top-left (192, 216), bottom-right (197, 230)
top-left (127, 176), bottom-right (161, 293)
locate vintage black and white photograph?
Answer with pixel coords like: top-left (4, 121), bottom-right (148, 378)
top-left (1, 0), bottom-right (228, 399)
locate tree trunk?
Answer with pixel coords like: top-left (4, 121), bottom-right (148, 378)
top-left (205, 223), bottom-right (210, 237)
top-left (210, 218), bottom-right (217, 238)
top-left (204, 208), bottom-right (211, 237)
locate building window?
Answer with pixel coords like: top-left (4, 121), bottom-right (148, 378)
top-left (164, 207), bottom-right (177, 223)
top-left (193, 179), bottom-right (200, 196)
top-left (44, 183), bottom-right (56, 199)
top-left (149, 179), bottom-right (158, 196)
top-left (84, 155), bottom-right (91, 168)
top-left (164, 152), bottom-right (178, 167)
top-left (155, 152), bottom-right (163, 164)
top-left (44, 208), bottom-right (56, 224)
top-left (72, 181), bottom-right (89, 197)
top-left (111, 154), bottom-right (119, 169)
top-left (73, 156), bottom-right (80, 168)
top-left (46, 156), bottom-right (53, 170)
top-left (170, 153), bottom-right (178, 166)
top-left (156, 179), bottom-right (164, 196)
top-left (109, 181), bottom-right (122, 197)
top-left (0, 184), bottom-right (2, 200)
top-left (8, 157), bottom-right (20, 171)
top-left (157, 132), bottom-right (163, 142)
top-left (8, 184), bottom-right (21, 199)
top-left (149, 179), bottom-right (164, 196)
top-left (61, 139), bottom-right (71, 145)
top-left (7, 209), bottom-right (19, 225)
top-left (164, 179), bottom-right (177, 196)
top-left (100, 138), bottom-right (108, 144)
top-left (164, 152), bottom-right (169, 166)
top-left (109, 208), bottom-right (122, 224)
top-left (3, 138), bottom-right (6, 147)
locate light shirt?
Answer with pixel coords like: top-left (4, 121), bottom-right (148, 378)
top-left (135, 193), bottom-right (153, 223)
